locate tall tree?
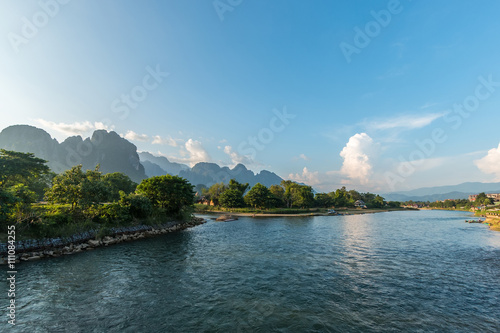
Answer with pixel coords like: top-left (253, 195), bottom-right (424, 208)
top-left (45, 165), bottom-right (111, 209)
top-left (205, 182), bottom-right (227, 206)
top-left (219, 179), bottom-right (249, 208)
top-left (45, 165), bottom-right (85, 209)
top-left (315, 193), bottom-right (333, 208)
top-left (0, 149), bottom-right (50, 187)
top-left (103, 172), bottom-right (137, 201)
top-left (136, 175), bottom-right (195, 214)
top-left (245, 183), bottom-right (273, 209)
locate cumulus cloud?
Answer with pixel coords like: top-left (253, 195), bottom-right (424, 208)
top-left (223, 145), bottom-right (254, 167)
top-left (288, 167), bottom-right (320, 186)
top-left (36, 119), bottom-right (114, 136)
top-left (340, 133), bottom-right (375, 185)
top-left (152, 135), bottom-right (179, 146)
top-left (367, 113), bottom-right (445, 130)
top-left (474, 143), bottom-right (500, 180)
top-left (123, 130), bottom-right (149, 142)
top-left (168, 139), bottom-right (211, 167)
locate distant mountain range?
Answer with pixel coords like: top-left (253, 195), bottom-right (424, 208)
top-left (138, 151), bottom-right (189, 176)
top-left (383, 182), bottom-right (500, 202)
top-left (139, 152), bottom-right (282, 188)
top-left (0, 125), bottom-right (283, 188)
top-left (6, 124), bottom-right (496, 198)
top-left (0, 125), bottom-right (146, 182)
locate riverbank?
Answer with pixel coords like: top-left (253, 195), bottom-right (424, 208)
top-left (485, 216), bottom-right (500, 231)
top-left (0, 217), bottom-right (206, 264)
top-left (202, 207), bottom-right (412, 218)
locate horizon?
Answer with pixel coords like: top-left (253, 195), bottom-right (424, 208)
top-left (3, 123), bottom-right (500, 196)
top-left (2, 1), bottom-right (500, 192)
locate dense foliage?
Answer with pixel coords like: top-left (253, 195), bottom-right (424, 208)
top-left (199, 181), bottom-right (391, 210)
top-left (136, 175), bottom-right (195, 215)
top-left (0, 150), bottom-right (196, 240)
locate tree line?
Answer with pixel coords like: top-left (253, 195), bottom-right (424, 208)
top-left (425, 193), bottom-right (494, 209)
top-left (196, 180), bottom-right (391, 210)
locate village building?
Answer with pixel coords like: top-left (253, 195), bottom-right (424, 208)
top-left (468, 193), bottom-right (500, 202)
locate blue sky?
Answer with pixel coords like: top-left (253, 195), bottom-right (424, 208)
top-left (1, 0), bottom-right (500, 193)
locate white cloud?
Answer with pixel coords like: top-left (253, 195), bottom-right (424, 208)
top-left (367, 113), bottom-right (445, 130)
top-left (294, 153), bottom-right (309, 161)
top-left (288, 167), bottom-right (320, 186)
top-left (168, 139), bottom-right (211, 167)
top-left (36, 119), bottom-right (110, 136)
top-left (223, 145), bottom-right (254, 167)
top-left (123, 130), bottom-right (149, 142)
top-left (340, 133), bottom-right (375, 185)
top-left (152, 135), bottom-right (178, 146)
top-left (474, 143), bottom-right (500, 181)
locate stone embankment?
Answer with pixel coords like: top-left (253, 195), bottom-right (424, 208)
top-left (1, 217), bottom-right (206, 264)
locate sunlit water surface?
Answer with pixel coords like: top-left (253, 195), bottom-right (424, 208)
top-left (2, 210), bottom-right (500, 332)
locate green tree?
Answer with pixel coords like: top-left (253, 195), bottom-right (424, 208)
top-left (136, 175), bottom-right (195, 214)
top-left (315, 193), bottom-right (333, 208)
top-left (45, 165), bottom-right (110, 209)
top-left (80, 166), bottom-right (111, 208)
top-left (218, 179), bottom-right (249, 208)
top-left (280, 180), bottom-right (296, 208)
top-left (228, 179), bottom-right (249, 194)
top-left (0, 149), bottom-right (50, 187)
top-left (45, 165), bottom-right (85, 209)
top-left (475, 193), bottom-right (493, 206)
top-left (219, 188), bottom-right (246, 208)
top-left (291, 185), bottom-right (314, 208)
top-left (119, 193), bottom-right (153, 218)
top-left (333, 187), bottom-right (349, 207)
top-left (268, 184), bottom-right (284, 207)
top-left (103, 172), bottom-right (137, 201)
top-left (0, 188), bottom-right (18, 223)
top-left (370, 195), bottom-right (385, 208)
top-left (205, 182), bottom-right (227, 206)
top-left (245, 183), bottom-right (273, 209)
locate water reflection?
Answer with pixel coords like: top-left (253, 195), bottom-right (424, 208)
top-left (2, 210), bottom-right (500, 332)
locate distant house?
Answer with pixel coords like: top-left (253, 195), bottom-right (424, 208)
top-left (354, 200), bottom-right (367, 208)
top-left (469, 193), bottom-right (500, 202)
top-left (198, 196), bottom-right (215, 206)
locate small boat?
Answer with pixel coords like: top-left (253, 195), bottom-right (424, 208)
top-left (215, 215), bottom-right (238, 222)
top-left (327, 209), bottom-right (338, 215)
top-left (465, 219), bottom-right (484, 223)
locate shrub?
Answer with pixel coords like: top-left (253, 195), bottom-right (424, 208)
top-left (120, 193), bottom-right (153, 219)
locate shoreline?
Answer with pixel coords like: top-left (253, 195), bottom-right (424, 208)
top-left (485, 216), bottom-right (500, 231)
top-left (0, 217), bottom-right (206, 265)
top-left (200, 208), bottom-right (412, 218)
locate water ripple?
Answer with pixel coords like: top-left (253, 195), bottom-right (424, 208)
top-left (1, 210), bottom-right (500, 332)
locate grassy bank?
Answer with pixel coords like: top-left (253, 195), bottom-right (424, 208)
top-left (0, 202), bottom-right (191, 243)
top-left (195, 204), bottom-right (413, 217)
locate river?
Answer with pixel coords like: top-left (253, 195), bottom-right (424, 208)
top-left (1, 210), bottom-right (500, 332)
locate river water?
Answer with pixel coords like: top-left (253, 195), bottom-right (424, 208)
top-left (1, 210), bottom-right (500, 332)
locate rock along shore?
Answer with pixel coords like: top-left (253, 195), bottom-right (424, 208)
top-left (0, 217), bottom-right (206, 265)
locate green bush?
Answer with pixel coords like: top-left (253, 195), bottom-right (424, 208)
top-left (96, 203), bottom-right (131, 225)
top-left (119, 193), bottom-right (152, 219)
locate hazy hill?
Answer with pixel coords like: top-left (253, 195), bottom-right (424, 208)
top-left (138, 152), bottom-right (189, 176)
top-left (0, 125), bottom-right (146, 183)
top-left (179, 162), bottom-right (283, 188)
top-left (383, 182), bottom-right (500, 202)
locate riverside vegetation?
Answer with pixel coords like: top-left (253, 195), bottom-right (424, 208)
top-left (1, 149), bottom-right (401, 245)
top-left (0, 149), bottom-right (197, 246)
top-left (194, 179), bottom-right (401, 214)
